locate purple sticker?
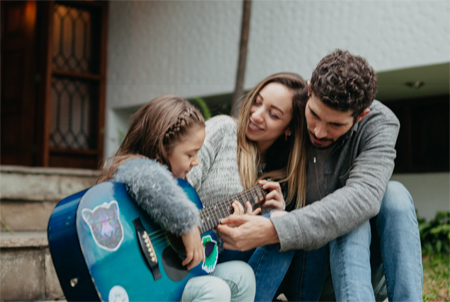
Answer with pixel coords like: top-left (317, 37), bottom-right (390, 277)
top-left (82, 201), bottom-right (124, 251)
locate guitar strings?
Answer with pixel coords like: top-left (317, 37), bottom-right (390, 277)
top-left (147, 187), bottom-right (265, 243)
top-left (198, 185), bottom-right (264, 233)
top-left (142, 187), bottom-right (266, 252)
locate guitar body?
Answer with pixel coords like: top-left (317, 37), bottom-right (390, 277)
top-left (48, 179), bottom-right (218, 302)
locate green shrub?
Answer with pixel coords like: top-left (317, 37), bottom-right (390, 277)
top-left (189, 97), bottom-right (212, 120)
top-left (418, 211), bottom-right (450, 255)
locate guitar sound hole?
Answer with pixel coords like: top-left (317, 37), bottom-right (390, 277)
top-left (162, 247), bottom-right (189, 282)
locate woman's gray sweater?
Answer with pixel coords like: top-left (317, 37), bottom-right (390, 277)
top-left (188, 115), bottom-right (244, 206)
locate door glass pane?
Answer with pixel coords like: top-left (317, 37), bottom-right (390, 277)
top-left (52, 4), bottom-right (92, 72)
top-left (49, 77), bottom-right (95, 150)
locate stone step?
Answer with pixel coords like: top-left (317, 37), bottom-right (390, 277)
top-left (0, 231), bottom-right (64, 301)
top-left (0, 165), bottom-right (98, 231)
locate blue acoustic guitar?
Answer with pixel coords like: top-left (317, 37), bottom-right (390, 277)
top-left (48, 179), bottom-right (265, 302)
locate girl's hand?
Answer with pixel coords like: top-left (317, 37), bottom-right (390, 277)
top-left (181, 226), bottom-right (205, 270)
top-left (259, 180), bottom-right (285, 210)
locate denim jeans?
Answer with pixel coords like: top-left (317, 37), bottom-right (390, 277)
top-left (182, 260), bottom-right (256, 302)
top-left (323, 181), bottom-right (423, 301)
top-left (218, 214), bottom-right (329, 301)
top-left (221, 181), bottom-right (423, 302)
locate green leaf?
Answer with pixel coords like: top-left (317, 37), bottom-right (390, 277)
top-left (189, 98), bottom-right (212, 120)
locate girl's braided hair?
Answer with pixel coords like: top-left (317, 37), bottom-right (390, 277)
top-left (97, 95), bottom-right (205, 183)
top-left (164, 107), bottom-right (200, 141)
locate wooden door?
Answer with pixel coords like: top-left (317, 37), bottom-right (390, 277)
top-left (1, 1), bottom-right (39, 166)
top-left (1, 1), bottom-right (108, 169)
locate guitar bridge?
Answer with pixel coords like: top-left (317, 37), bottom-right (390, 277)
top-left (133, 218), bottom-right (162, 281)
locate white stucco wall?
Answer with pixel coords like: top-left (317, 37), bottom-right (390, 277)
top-left (105, 0), bottom-right (450, 219)
top-left (391, 173), bottom-right (450, 221)
top-left (107, 0), bottom-right (242, 110)
top-left (245, 0), bottom-right (450, 87)
top-left (106, 0), bottom-right (450, 113)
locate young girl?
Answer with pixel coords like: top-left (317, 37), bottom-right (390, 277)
top-left (97, 95), bottom-right (255, 302)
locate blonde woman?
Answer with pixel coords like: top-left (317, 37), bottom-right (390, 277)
top-left (188, 72), bottom-right (309, 301)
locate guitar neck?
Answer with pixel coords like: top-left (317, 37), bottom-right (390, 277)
top-left (198, 185), bottom-right (265, 234)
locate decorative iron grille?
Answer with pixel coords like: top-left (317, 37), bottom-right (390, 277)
top-left (50, 3), bottom-right (98, 150)
top-left (52, 4), bottom-right (92, 72)
top-left (49, 77), bottom-right (95, 149)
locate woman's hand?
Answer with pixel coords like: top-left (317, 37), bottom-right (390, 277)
top-left (259, 179), bottom-right (285, 210)
top-left (181, 226), bottom-right (205, 270)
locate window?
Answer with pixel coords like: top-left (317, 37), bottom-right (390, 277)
top-left (384, 95), bottom-right (449, 173)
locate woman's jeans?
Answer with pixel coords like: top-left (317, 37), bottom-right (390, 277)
top-left (220, 181), bottom-right (423, 302)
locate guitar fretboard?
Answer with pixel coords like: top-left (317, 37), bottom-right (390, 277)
top-left (198, 186), bottom-right (265, 234)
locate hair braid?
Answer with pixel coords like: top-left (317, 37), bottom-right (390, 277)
top-left (164, 108), bottom-right (198, 139)
top-left (96, 95), bottom-right (205, 183)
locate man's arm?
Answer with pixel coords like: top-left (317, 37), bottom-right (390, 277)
top-left (217, 215), bottom-right (279, 251)
top-left (273, 104), bottom-right (400, 251)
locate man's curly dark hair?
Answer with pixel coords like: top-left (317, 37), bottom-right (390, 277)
top-left (310, 49), bottom-right (378, 116)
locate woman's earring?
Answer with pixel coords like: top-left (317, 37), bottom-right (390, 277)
top-left (285, 131), bottom-right (291, 141)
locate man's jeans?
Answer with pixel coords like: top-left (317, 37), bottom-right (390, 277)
top-left (324, 181), bottom-right (423, 301)
top-left (220, 181), bottom-right (423, 301)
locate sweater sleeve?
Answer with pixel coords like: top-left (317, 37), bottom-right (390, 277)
top-left (112, 158), bottom-right (201, 236)
top-left (188, 115), bottom-right (238, 191)
top-left (272, 105), bottom-right (400, 251)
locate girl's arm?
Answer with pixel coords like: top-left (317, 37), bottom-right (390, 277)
top-left (113, 157), bottom-right (201, 236)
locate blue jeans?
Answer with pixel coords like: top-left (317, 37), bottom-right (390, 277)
top-left (219, 215), bottom-right (329, 301)
top-left (325, 181), bottom-right (423, 301)
top-left (221, 181), bottom-right (423, 302)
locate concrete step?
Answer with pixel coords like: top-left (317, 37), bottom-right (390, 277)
top-left (0, 165), bottom-right (98, 231)
top-left (0, 231), bottom-right (64, 301)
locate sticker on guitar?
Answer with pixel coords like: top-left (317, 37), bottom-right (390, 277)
top-left (82, 200), bottom-right (124, 251)
top-left (108, 285), bottom-right (129, 302)
top-left (201, 235), bottom-right (218, 273)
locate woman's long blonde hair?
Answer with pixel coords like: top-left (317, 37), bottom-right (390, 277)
top-left (97, 95), bottom-right (205, 183)
top-left (236, 72), bottom-right (308, 209)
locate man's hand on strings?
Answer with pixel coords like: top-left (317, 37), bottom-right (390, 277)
top-left (228, 200), bottom-right (261, 227)
top-left (217, 215), bottom-right (279, 251)
top-left (231, 200), bottom-right (261, 216)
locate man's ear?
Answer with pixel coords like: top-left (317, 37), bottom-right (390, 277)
top-left (356, 108), bottom-right (370, 123)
